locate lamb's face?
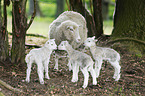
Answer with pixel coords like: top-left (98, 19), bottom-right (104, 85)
top-left (58, 41), bottom-right (68, 50)
top-left (84, 36), bottom-right (97, 47)
top-left (45, 39), bottom-right (57, 50)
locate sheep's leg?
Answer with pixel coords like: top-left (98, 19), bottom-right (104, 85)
top-left (54, 54), bottom-right (59, 70)
top-left (71, 63), bottom-right (79, 82)
top-left (89, 66), bottom-right (97, 85)
top-left (25, 61), bottom-right (32, 83)
top-left (95, 59), bottom-right (103, 78)
top-left (81, 68), bottom-right (89, 88)
top-left (44, 58), bottom-right (50, 80)
top-left (36, 61), bottom-right (44, 84)
top-left (110, 61), bottom-right (121, 81)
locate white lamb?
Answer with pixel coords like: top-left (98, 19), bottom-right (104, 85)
top-left (58, 41), bottom-right (97, 88)
top-left (25, 39), bottom-right (57, 84)
top-left (48, 11), bottom-right (88, 70)
top-left (84, 36), bottom-right (121, 81)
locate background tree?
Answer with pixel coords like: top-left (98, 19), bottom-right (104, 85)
top-left (102, 0), bottom-right (109, 20)
top-left (11, 0), bottom-right (36, 64)
top-left (69, 0), bottom-right (103, 38)
top-left (29, 0), bottom-right (43, 17)
top-left (55, 0), bottom-right (64, 18)
top-left (111, 0), bottom-right (145, 54)
top-left (0, 0), bottom-right (10, 62)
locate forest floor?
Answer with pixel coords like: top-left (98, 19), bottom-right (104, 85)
top-left (0, 36), bottom-right (145, 96)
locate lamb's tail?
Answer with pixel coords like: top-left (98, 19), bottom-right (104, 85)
top-left (25, 53), bottom-right (32, 63)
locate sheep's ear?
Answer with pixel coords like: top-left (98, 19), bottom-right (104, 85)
top-left (92, 36), bottom-right (95, 39)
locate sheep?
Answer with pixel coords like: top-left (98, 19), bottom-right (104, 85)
top-left (58, 41), bottom-right (97, 88)
top-left (48, 11), bottom-right (88, 70)
top-left (25, 39), bottom-right (57, 84)
top-left (49, 11), bottom-right (88, 48)
top-left (84, 36), bottom-right (121, 81)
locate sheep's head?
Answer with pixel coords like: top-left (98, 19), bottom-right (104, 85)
top-left (59, 20), bottom-right (81, 43)
top-left (44, 39), bottom-right (57, 50)
top-left (58, 41), bottom-right (69, 51)
top-left (84, 36), bottom-right (98, 47)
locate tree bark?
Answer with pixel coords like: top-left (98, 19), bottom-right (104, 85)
top-left (11, 0), bottom-right (36, 64)
top-left (0, 0), bottom-right (9, 61)
top-left (69, 0), bottom-right (103, 37)
top-left (112, 0), bottom-right (145, 53)
top-left (55, 0), bottom-right (64, 18)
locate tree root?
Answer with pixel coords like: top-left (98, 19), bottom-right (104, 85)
top-left (106, 38), bottom-right (145, 45)
top-left (0, 79), bottom-right (24, 93)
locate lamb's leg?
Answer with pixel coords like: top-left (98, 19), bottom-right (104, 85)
top-left (81, 68), bottom-right (89, 88)
top-left (67, 59), bottom-right (72, 71)
top-left (71, 63), bottom-right (79, 82)
top-left (25, 61), bottom-right (32, 83)
top-left (44, 58), bottom-right (50, 79)
top-left (95, 59), bottom-right (103, 78)
top-left (110, 61), bottom-right (121, 81)
top-left (89, 66), bottom-right (97, 85)
top-left (36, 62), bottom-right (44, 84)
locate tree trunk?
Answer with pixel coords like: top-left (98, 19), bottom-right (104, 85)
top-left (11, 0), bottom-right (36, 64)
top-left (55, 0), bottom-right (64, 18)
top-left (93, 0), bottom-right (103, 37)
top-left (0, 0), bottom-right (9, 62)
top-left (69, 0), bottom-right (103, 37)
top-left (112, 0), bottom-right (145, 54)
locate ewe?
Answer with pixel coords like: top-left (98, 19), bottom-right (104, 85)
top-left (84, 36), bottom-right (121, 81)
top-left (48, 11), bottom-right (88, 70)
top-left (58, 41), bottom-right (97, 88)
top-left (25, 39), bottom-right (57, 84)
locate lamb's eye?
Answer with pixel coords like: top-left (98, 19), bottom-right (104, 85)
top-left (69, 28), bottom-right (73, 31)
top-left (51, 44), bottom-right (53, 46)
top-left (88, 40), bottom-right (90, 42)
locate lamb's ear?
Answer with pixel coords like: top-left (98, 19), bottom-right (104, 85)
top-left (95, 39), bottom-right (98, 42)
top-left (92, 36), bottom-right (95, 39)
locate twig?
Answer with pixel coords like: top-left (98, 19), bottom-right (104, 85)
top-left (125, 75), bottom-right (145, 80)
top-left (25, 43), bottom-right (41, 48)
top-left (0, 79), bottom-right (24, 93)
top-left (26, 0), bottom-right (36, 30)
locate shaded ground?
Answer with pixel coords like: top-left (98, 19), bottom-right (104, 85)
top-left (0, 38), bottom-right (145, 96)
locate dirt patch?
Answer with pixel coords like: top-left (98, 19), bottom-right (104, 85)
top-left (0, 43), bottom-right (145, 95)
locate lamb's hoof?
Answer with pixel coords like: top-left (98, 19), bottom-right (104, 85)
top-left (82, 85), bottom-right (87, 89)
top-left (54, 67), bottom-right (58, 70)
top-left (71, 79), bottom-right (78, 83)
top-left (25, 78), bottom-right (30, 83)
top-left (40, 80), bottom-right (44, 84)
top-left (93, 81), bottom-right (97, 85)
top-left (69, 68), bottom-right (72, 71)
top-left (45, 76), bottom-right (50, 80)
